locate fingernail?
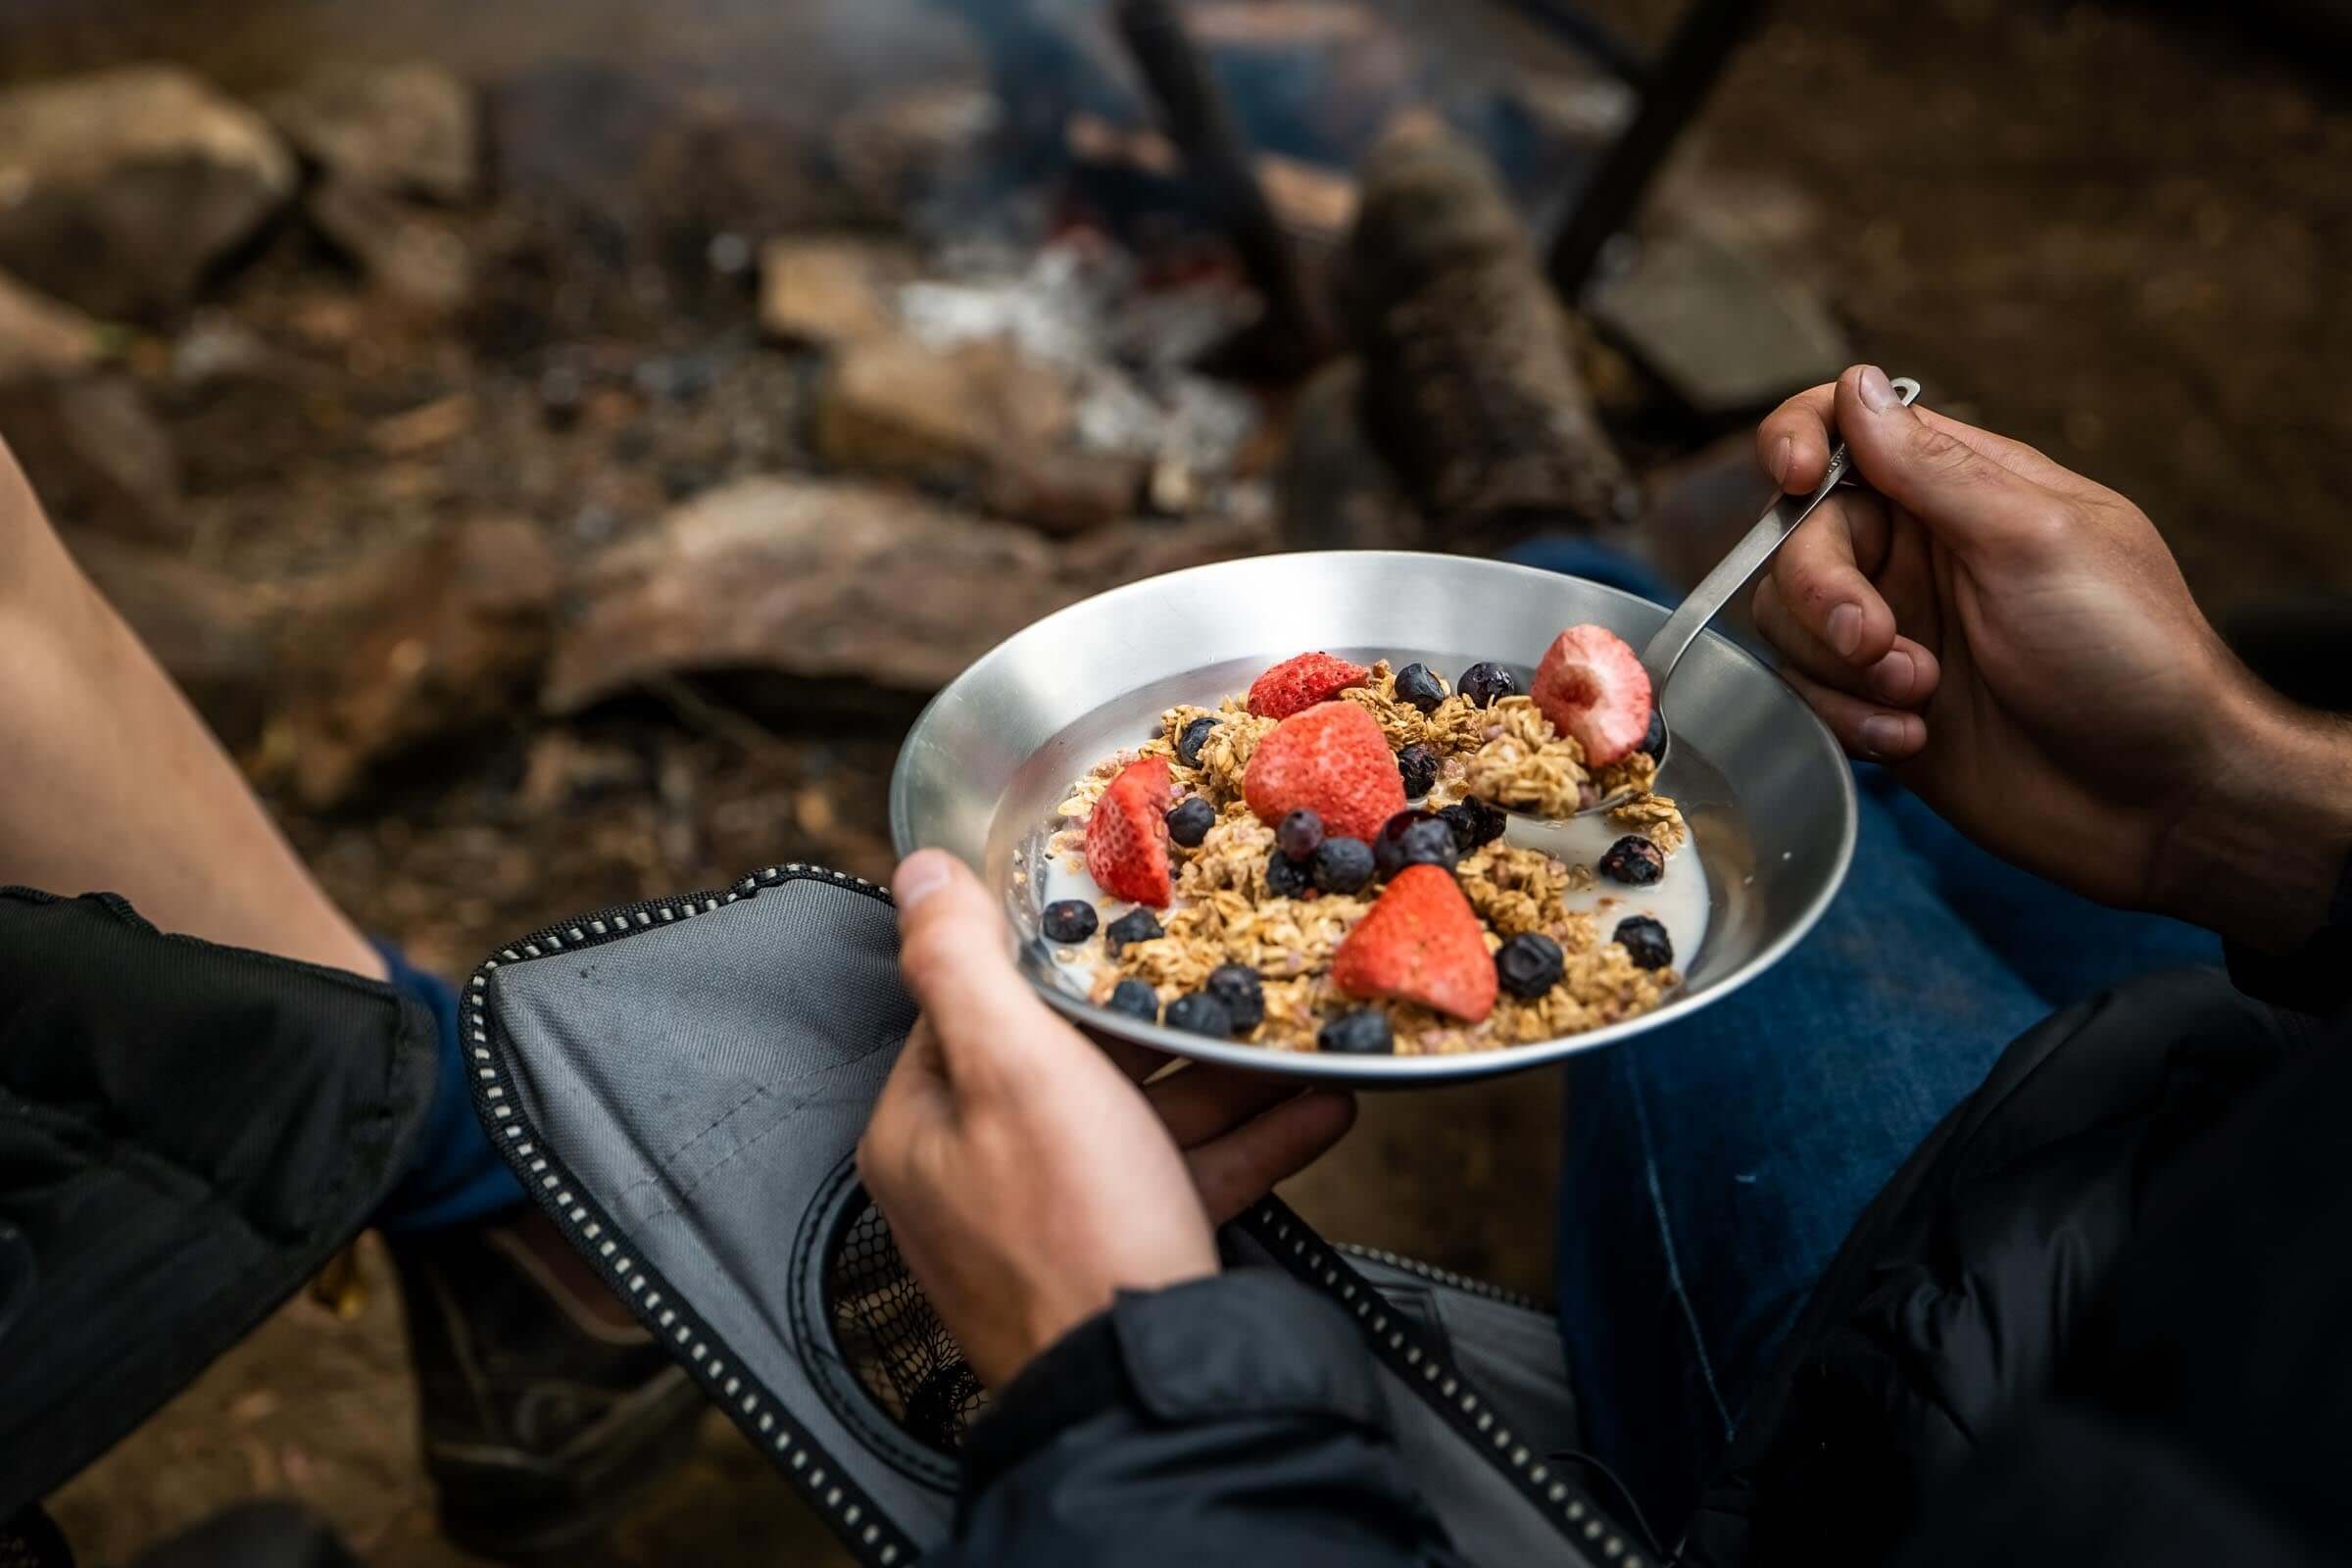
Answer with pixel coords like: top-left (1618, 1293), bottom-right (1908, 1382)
top-left (894, 851), bottom-right (953, 912)
top-left (1871, 649), bottom-right (1914, 700)
top-left (1827, 603), bottom-right (1863, 658)
top-left (1769, 434), bottom-right (1793, 490)
top-left (1858, 714), bottom-right (1906, 758)
top-left (1855, 365), bottom-right (1899, 415)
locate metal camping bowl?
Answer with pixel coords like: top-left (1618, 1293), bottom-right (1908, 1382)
top-left (889, 551), bottom-right (1856, 1084)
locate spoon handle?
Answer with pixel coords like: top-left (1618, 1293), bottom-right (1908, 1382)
top-left (1638, 376), bottom-right (1921, 690)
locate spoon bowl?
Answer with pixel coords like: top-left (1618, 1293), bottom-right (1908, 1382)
top-left (1519, 375), bottom-right (1920, 822)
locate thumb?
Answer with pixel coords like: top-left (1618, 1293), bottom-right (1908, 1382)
top-left (892, 849), bottom-right (1058, 1067)
top-left (1837, 366), bottom-right (2052, 554)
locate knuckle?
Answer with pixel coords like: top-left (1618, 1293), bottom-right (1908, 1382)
top-left (1791, 568), bottom-right (1842, 613)
top-left (1907, 422), bottom-right (1982, 478)
top-left (1785, 557), bottom-right (1851, 614)
top-left (2010, 498), bottom-right (2077, 551)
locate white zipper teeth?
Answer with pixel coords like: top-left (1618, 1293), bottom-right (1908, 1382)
top-left (1333, 1243), bottom-right (1544, 1312)
top-left (466, 863), bottom-right (910, 1568)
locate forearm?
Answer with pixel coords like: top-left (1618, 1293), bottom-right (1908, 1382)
top-left (0, 443), bottom-right (384, 977)
top-left (2148, 685), bottom-right (2352, 956)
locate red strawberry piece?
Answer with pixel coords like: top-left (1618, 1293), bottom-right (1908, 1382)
top-left (1533, 624), bottom-right (1654, 766)
top-left (1248, 651), bottom-right (1371, 719)
top-left (1332, 864), bottom-right (1497, 1022)
top-left (1243, 701), bottom-right (1406, 843)
top-left (1085, 756), bottom-right (1175, 906)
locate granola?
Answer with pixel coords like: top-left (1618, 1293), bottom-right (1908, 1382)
top-left (1047, 653), bottom-right (1697, 1055)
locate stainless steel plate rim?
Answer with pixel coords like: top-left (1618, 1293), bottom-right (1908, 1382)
top-left (890, 550), bottom-right (1858, 1084)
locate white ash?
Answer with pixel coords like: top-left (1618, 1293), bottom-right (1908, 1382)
top-left (897, 239), bottom-right (1261, 479)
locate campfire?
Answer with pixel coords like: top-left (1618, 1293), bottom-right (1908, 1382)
top-left (0, 0), bottom-right (1847, 964)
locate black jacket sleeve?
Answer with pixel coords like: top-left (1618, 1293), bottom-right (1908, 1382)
top-left (931, 1270), bottom-right (1471, 1568)
top-left (0, 887), bottom-right (439, 1513)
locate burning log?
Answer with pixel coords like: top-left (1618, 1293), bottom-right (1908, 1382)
top-left (1342, 122), bottom-right (1630, 550)
top-left (1112, 0), bottom-right (1335, 370)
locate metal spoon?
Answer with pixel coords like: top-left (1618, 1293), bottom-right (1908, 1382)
top-left (1543, 374), bottom-right (1923, 817)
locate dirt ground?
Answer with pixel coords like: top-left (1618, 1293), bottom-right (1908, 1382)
top-left (22, 0), bottom-right (2352, 1563)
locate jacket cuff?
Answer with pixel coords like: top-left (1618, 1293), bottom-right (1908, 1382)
top-left (1112, 1270), bottom-right (1385, 1427)
top-left (963, 1270), bottom-right (1384, 1494)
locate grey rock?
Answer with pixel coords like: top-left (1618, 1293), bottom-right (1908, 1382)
top-left (309, 176), bottom-right (472, 316)
top-left (0, 67), bottom-right (296, 319)
top-left (811, 331), bottom-right (1139, 534)
top-left (271, 517), bottom-right (560, 808)
top-left (261, 60), bottom-right (479, 205)
top-left (1587, 225), bottom-right (1851, 418)
top-left (758, 235), bottom-right (910, 349)
top-left (813, 332), bottom-right (1067, 481)
top-left (0, 372), bottom-right (182, 544)
top-left (0, 269), bottom-right (103, 382)
top-left (545, 476), bottom-right (1270, 710)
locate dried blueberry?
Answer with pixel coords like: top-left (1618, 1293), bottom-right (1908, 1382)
top-left (1397, 817), bottom-right (1459, 870)
top-left (1374, 808), bottom-right (1440, 875)
top-left (1318, 1009), bottom-right (1395, 1054)
top-left (1175, 715), bottom-right (1222, 767)
top-left (1206, 964), bottom-right (1266, 1031)
top-left (1106, 979), bottom-right (1160, 1021)
top-left (1457, 662), bottom-right (1520, 708)
top-left (1311, 836), bottom-right (1375, 894)
top-left (1277, 808), bottom-right (1326, 861)
top-left (1597, 835), bottom-right (1665, 886)
top-left (1265, 850), bottom-right (1315, 899)
top-left (1166, 797), bottom-right (1216, 848)
top-left (1439, 797), bottom-right (1508, 854)
top-left (1641, 705), bottom-right (1666, 760)
top-left (1394, 662), bottom-right (1446, 713)
top-left (1614, 915), bottom-right (1674, 971)
top-left (1495, 932), bottom-right (1566, 999)
top-left (1104, 908), bottom-right (1163, 954)
top-left (1396, 743), bottom-right (1440, 799)
top-left (1165, 991), bottom-right (1237, 1038)
top-left (1042, 899), bottom-right (1099, 943)
top-left (1374, 809), bottom-right (1459, 878)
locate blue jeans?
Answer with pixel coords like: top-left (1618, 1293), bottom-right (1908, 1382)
top-left (372, 941), bottom-right (524, 1233)
top-left (1506, 538), bottom-right (2221, 1539)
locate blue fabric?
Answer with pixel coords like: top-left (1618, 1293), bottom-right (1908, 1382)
top-left (1509, 534), bottom-right (2223, 1536)
top-left (370, 941), bottom-right (524, 1233)
top-left (1501, 536), bottom-right (1678, 611)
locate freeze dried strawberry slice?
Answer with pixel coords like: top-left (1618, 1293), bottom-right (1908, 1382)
top-left (1247, 652), bottom-right (1371, 719)
top-left (1532, 624), bottom-right (1654, 766)
top-left (1242, 701), bottom-right (1406, 843)
top-left (1332, 864), bottom-right (1497, 1022)
top-left (1085, 756), bottom-right (1175, 906)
